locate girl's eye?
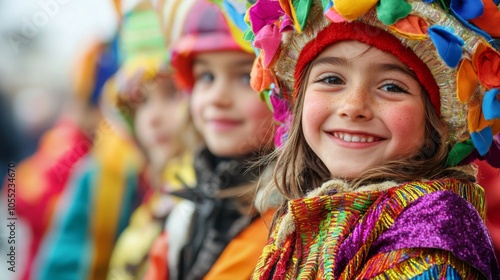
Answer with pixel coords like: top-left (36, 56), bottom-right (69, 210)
top-left (241, 73), bottom-right (251, 85)
top-left (196, 72), bottom-right (214, 83)
top-left (133, 88), bottom-right (148, 104)
top-left (380, 82), bottom-right (408, 94)
top-left (138, 95), bottom-right (148, 104)
top-left (162, 83), bottom-right (179, 100)
top-left (317, 75), bottom-right (344, 85)
top-left (162, 90), bottom-right (179, 101)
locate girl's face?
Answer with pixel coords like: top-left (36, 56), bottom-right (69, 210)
top-left (190, 51), bottom-right (274, 157)
top-left (302, 40), bottom-right (426, 179)
top-left (135, 77), bottom-right (187, 167)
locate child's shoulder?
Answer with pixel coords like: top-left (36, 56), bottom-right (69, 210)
top-left (388, 178), bottom-right (484, 211)
top-left (372, 179), bottom-right (494, 277)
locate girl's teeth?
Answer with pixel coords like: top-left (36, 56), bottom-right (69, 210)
top-left (333, 132), bottom-right (377, 143)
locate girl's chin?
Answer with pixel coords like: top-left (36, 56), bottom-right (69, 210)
top-left (329, 168), bottom-right (368, 180)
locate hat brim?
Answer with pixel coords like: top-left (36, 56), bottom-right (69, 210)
top-left (170, 32), bottom-right (246, 90)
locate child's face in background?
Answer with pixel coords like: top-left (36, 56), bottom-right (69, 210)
top-left (135, 77), bottom-right (187, 167)
top-left (302, 41), bottom-right (426, 179)
top-left (190, 51), bottom-right (274, 157)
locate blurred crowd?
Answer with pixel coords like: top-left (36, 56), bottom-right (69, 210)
top-left (0, 0), bottom-right (499, 280)
top-left (2, 0), bottom-right (275, 279)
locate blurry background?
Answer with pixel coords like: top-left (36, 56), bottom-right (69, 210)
top-left (0, 0), bottom-right (143, 180)
top-left (0, 2), bottom-right (135, 277)
top-left (0, 0), bottom-right (147, 280)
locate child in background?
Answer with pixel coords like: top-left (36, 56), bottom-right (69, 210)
top-left (5, 39), bottom-right (117, 280)
top-left (144, 0), bottom-right (276, 279)
top-left (245, 0), bottom-right (500, 278)
top-left (106, 58), bottom-right (197, 280)
top-left (105, 3), bottom-right (199, 279)
top-left (32, 2), bottom-right (178, 279)
top-left (33, 55), bottom-right (146, 280)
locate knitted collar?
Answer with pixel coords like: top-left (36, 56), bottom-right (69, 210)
top-left (275, 179), bottom-right (399, 245)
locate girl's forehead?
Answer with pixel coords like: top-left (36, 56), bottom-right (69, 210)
top-left (192, 51), bottom-right (255, 68)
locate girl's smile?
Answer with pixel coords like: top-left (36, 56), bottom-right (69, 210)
top-left (326, 129), bottom-right (385, 148)
top-left (206, 118), bottom-right (244, 132)
top-left (302, 40), bottom-right (426, 179)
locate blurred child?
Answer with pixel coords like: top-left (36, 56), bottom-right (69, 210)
top-left (106, 60), bottom-right (196, 280)
top-left (32, 64), bottom-right (145, 280)
top-left (105, 4), bottom-right (199, 279)
top-left (245, 0), bottom-right (500, 278)
top-left (144, 0), bottom-right (276, 279)
top-left (4, 39), bottom-right (117, 280)
top-left (32, 3), bottom-right (172, 280)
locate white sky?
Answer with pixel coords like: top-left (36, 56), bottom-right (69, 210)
top-left (0, 0), bottom-right (144, 92)
top-left (0, 0), bottom-right (143, 132)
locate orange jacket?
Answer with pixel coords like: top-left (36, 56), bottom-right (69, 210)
top-left (144, 209), bottom-right (274, 280)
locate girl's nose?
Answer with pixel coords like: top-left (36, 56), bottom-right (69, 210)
top-left (208, 78), bottom-right (232, 107)
top-left (149, 103), bottom-right (163, 127)
top-left (336, 86), bottom-right (373, 120)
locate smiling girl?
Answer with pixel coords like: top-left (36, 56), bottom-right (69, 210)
top-left (143, 0), bottom-right (276, 279)
top-left (243, 0), bottom-right (500, 278)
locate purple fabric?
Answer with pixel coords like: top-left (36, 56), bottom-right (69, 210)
top-left (334, 199), bottom-right (383, 277)
top-left (371, 190), bottom-right (500, 279)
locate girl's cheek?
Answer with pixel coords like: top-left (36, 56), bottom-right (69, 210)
top-left (388, 105), bottom-right (424, 133)
top-left (384, 109), bottom-right (407, 132)
top-left (303, 93), bottom-right (331, 128)
top-left (385, 105), bottom-right (426, 153)
top-left (190, 97), bottom-right (203, 124)
top-left (170, 101), bottom-right (187, 119)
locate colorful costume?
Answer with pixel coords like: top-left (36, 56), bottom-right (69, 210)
top-left (7, 40), bottom-right (118, 280)
top-left (255, 179), bottom-right (498, 279)
top-left (238, 0), bottom-right (500, 278)
top-left (106, 154), bottom-right (195, 280)
top-left (33, 121), bottom-right (146, 280)
top-left (13, 119), bottom-right (91, 280)
top-left (104, 3), bottom-right (199, 279)
top-left (32, 6), bottom-right (161, 278)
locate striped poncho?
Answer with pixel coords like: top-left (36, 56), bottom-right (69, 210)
top-left (253, 178), bottom-right (500, 279)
